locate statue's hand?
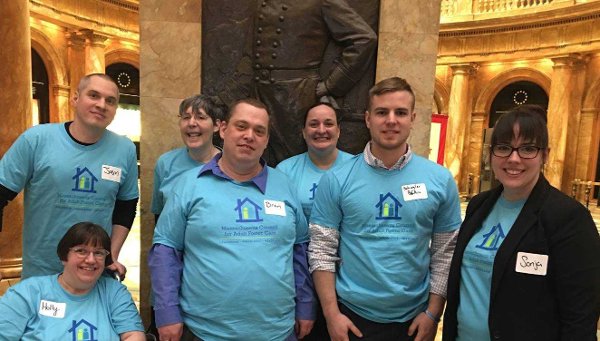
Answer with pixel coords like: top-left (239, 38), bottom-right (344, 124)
top-left (316, 81), bottom-right (329, 98)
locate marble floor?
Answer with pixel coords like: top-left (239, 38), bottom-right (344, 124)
top-left (120, 200), bottom-right (600, 337)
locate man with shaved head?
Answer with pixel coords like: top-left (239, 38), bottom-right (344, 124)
top-left (0, 73), bottom-right (139, 280)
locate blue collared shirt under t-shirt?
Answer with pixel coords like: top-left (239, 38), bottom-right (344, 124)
top-left (150, 154), bottom-right (313, 341)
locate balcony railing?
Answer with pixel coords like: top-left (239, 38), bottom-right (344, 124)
top-left (441, 0), bottom-right (592, 22)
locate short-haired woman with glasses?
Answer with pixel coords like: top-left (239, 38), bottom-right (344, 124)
top-left (151, 94), bottom-right (224, 220)
top-left (0, 222), bottom-right (145, 340)
top-left (443, 105), bottom-right (600, 341)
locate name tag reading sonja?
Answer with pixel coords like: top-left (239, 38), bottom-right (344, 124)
top-left (264, 200), bottom-right (286, 216)
top-left (102, 165), bottom-right (122, 183)
top-left (401, 183), bottom-right (428, 201)
top-left (39, 300), bottom-right (66, 318)
top-left (515, 252), bottom-right (548, 276)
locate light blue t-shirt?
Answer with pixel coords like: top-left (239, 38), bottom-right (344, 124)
top-left (456, 195), bottom-right (526, 341)
top-left (151, 147), bottom-right (203, 215)
top-left (0, 123), bottom-right (139, 278)
top-left (153, 165), bottom-right (308, 341)
top-left (0, 274), bottom-right (143, 341)
top-left (310, 154), bottom-right (462, 323)
top-left (277, 150), bottom-right (353, 219)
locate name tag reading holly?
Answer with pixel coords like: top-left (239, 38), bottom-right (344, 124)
top-left (515, 252), bottom-right (548, 276)
top-left (39, 300), bottom-right (66, 318)
top-left (401, 183), bottom-right (428, 201)
top-left (264, 200), bottom-right (286, 216)
top-left (102, 165), bottom-right (122, 183)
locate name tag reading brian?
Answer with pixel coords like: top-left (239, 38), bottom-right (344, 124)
top-left (39, 300), bottom-right (66, 318)
top-left (102, 165), bottom-right (122, 183)
top-left (401, 183), bottom-right (428, 201)
top-left (515, 252), bottom-right (548, 276)
top-left (264, 200), bottom-right (286, 216)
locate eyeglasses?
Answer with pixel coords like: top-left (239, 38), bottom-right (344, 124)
top-left (491, 144), bottom-right (542, 159)
top-left (69, 247), bottom-right (110, 259)
top-left (178, 113), bottom-right (211, 121)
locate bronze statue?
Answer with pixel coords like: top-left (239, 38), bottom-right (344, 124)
top-left (205, 0), bottom-right (378, 165)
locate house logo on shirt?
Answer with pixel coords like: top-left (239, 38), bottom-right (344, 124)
top-left (476, 223), bottom-right (506, 251)
top-left (234, 197), bottom-right (263, 222)
top-left (375, 192), bottom-right (402, 220)
top-left (68, 319), bottom-right (98, 341)
top-left (309, 182), bottom-right (318, 200)
top-left (71, 167), bottom-right (98, 193)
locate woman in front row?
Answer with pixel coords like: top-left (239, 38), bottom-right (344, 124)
top-left (443, 105), bottom-right (600, 341)
top-left (0, 222), bottom-right (145, 340)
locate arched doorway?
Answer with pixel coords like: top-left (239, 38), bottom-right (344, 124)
top-left (488, 81), bottom-right (549, 128)
top-left (480, 81), bottom-right (549, 191)
top-left (105, 62), bottom-right (140, 155)
top-left (31, 48), bottom-right (49, 125)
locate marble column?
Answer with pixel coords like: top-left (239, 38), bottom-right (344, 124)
top-left (81, 29), bottom-right (108, 74)
top-left (377, 0), bottom-right (443, 156)
top-left (466, 111), bottom-right (486, 196)
top-left (575, 108), bottom-right (599, 183)
top-left (139, 0), bottom-right (202, 324)
top-left (67, 31), bottom-right (87, 107)
top-left (546, 55), bottom-right (586, 192)
top-left (0, 0), bottom-right (31, 287)
top-left (444, 64), bottom-right (475, 190)
top-left (52, 85), bottom-right (72, 122)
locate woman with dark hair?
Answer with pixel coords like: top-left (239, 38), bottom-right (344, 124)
top-left (277, 100), bottom-right (354, 219)
top-left (0, 222), bottom-right (144, 340)
top-left (443, 105), bottom-right (600, 340)
top-left (277, 99), bottom-right (354, 340)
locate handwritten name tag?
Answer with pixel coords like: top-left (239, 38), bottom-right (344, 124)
top-left (39, 300), bottom-right (66, 318)
top-left (264, 200), bottom-right (286, 216)
top-left (401, 183), bottom-right (428, 201)
top-left (102, 165), bottom-right (122, 183)
top-left (515, 252), bottom-right (548, 276)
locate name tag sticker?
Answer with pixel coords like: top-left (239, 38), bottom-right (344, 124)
top-left (264, 200), bottom-right (286, 216)
top-left (401, 183), bottom-right (428, 201)
top-left (515, 252), bottom-right (548, 276)
top-left (39, 300), bottom-right (66, 318)
top-left (102, 165), bottom-right (122, 183)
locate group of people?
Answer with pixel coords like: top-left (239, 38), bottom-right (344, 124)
top-left (0, 73), bottom-right (598, 341)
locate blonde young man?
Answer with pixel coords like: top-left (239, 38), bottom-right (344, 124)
top-left (309, 77), bottom-right (461, 341)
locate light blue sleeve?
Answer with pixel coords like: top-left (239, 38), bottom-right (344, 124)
top-left (151, 157), bottom-right (165, 215)
top-left (0, 130), bottom-right (36, 193)
top-left (309, 171), bottom-right (343, 230)
top-left (433, 173), bottom-right (462, 232)
top-left (0, 281), bottom-right (36, 340)
top-left (107, 278), bottom-right (144, 334)
top-left (116, 140), bottom-right (139, 201)
top-left (152, 177), bottom-right (189, 250)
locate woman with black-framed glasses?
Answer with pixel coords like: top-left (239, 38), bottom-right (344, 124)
top-left (443, 105), bottom-right (600, 341)
top-left (0, 222), bottom-right (145, 340)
